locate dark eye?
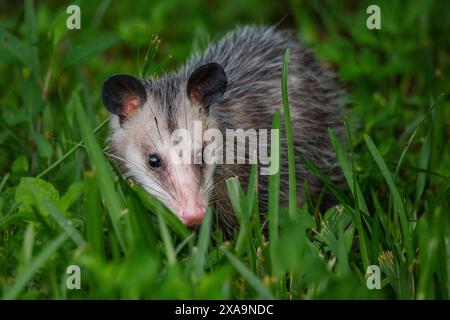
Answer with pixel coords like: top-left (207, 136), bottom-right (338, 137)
top-left (147, 154), bottom-right (161, 168)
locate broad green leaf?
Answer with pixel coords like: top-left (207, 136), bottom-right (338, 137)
top-left (15, 177), bottom-right (59, 215)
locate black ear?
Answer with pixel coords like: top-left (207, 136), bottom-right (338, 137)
top-left (102, 74), bottom-right (147, 118)
top-left (187, 63), bottom-right (227, 107)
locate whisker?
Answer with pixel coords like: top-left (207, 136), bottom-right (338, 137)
top-left (105, 151), bottom-right (175, 200)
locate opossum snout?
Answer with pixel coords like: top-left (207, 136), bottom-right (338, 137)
top-left (179, 201), bottom-right (206, 226)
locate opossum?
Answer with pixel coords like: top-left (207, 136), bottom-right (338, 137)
top-left (102, 26), bottom-right (345, 236)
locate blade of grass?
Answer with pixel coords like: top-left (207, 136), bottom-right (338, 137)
top-left (300, 154), bottom-right (351, 205)
top-left (63, 35), bottom-right (121, 68)
top-left (226, 177), bottom-right (249, 255)
top-left (36, 118), bottom-right (108, 179)
top-left (415, 130), bottom-right (432, 203)
top-left (3, 232), bottom-right (69, 299)
top-left (221, 247), bottom-right (275, 299)
top-left (45, 202), bottom-right (86, 248)
top-left (90, 0), bottom-right (112, 28)
top-left (246, 159), bottom-right (258, 216)
top-left (0, 172), bottom-right (10, 194)
top-left (329, 123), bottom-right (370, 270)
top-left (73, 93), bottom-right (126, 252)
top-left (394, 93), bottom-right (444, 180)
top-left (268, 108), bottom-right (281, 276)
top-left (364, 134), bottom-right (414, 263)
top-left (155, 203), bottom-right (176, 266)
top-left (84, 172), bottom-right (105, 259)
top-left (140, 35), bottom-right (160, 77)
top-left (329, 125), bottom-right (369, 215)
top-left (247, 161), bottom-right (265, 251)
top-left (281, 48), bottom-right (297, 218)
top-left (125, 193), bottom-right (159, 252)
top-left (24, 0), bottom-right (40, 81)
top-left (175, 233), bottom-right (195, 256)
top-left (131, 182), bottom-right (190, 238)
top-left (191, 208), bottom-right (212, 280)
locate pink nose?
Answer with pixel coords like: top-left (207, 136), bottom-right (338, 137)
top-left (180, 203), bottom-right (206, 226)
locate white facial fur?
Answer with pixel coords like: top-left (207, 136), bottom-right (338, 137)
top-left (108, 93), bottom-right (217, 225)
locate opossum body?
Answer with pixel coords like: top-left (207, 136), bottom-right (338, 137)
top-left (102, 26), bottom-right (345, 235)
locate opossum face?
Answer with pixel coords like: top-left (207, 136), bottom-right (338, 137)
top-left (102, 63), bottom-right (227, 226)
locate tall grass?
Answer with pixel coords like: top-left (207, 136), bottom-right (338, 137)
top-left (0, 0), bottom-right (449, 300)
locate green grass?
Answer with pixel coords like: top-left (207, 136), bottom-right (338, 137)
top-left (0, 0), bottom-right (449, 299)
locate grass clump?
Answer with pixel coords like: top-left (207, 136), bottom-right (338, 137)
top-left (0, 1), bottom-right (449, 299)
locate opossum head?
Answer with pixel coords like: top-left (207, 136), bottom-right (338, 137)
top-left (102, 63), bottom-right (227, 226)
